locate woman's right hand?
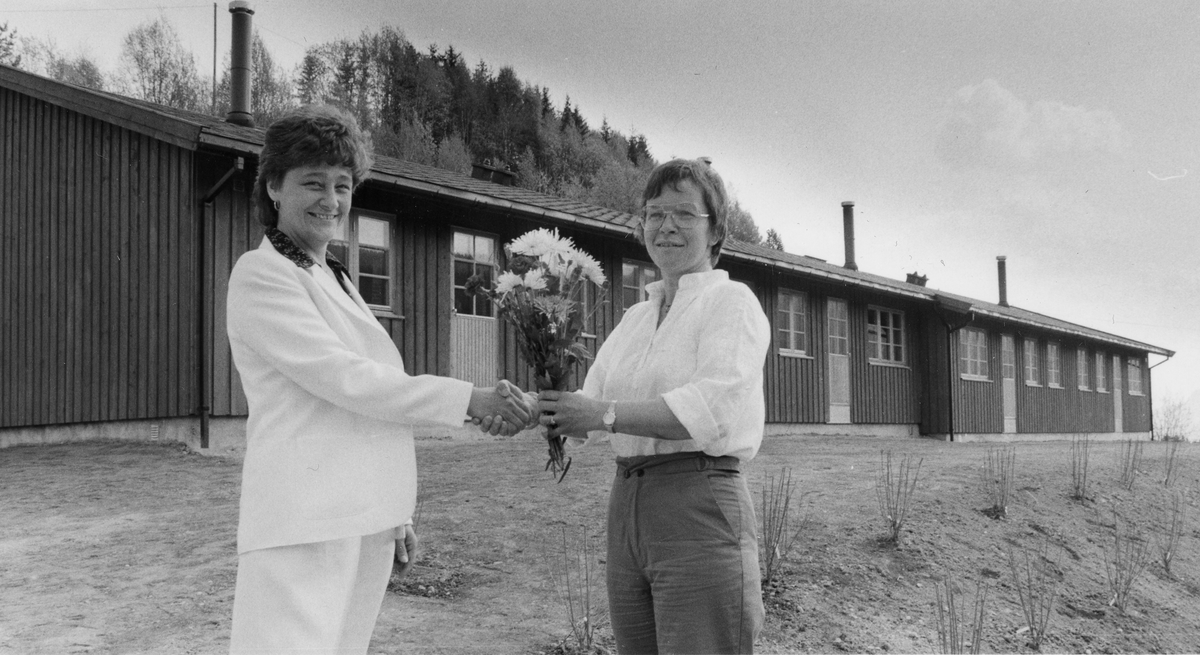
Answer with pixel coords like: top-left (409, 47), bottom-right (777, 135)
top-left (467, 380), bottom-right (533, 432)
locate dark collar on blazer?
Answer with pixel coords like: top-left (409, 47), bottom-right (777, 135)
top-left (265, 226), bottom-right (351, 280)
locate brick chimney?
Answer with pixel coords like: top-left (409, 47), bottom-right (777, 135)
top-left (997, 255), bottom-right (1009, 306)
top-left (225, 1), bottom-right (254, 127)
top-left (842, 201), bottom-right (858, 271)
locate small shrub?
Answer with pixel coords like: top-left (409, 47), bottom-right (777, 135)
top-left (1157, 491), bottom-right (1186, 575)
top-left (1161, 439), bottom-right (1182, 487)
top-left (759, 467), bottom-right (809, 589)
top-left (935, 576), bottom-right (989, 654)
top-left (875, 450), bottom-right (922, 544)
top-left (1007, 540), bottom-right (1062, 651)
top-left (1070, 436), bottom-right (1090, 502)
top-left (1104, 510), bottom-right (1152, 612)
top-left (982, 446), bottom-right (1016, 518)
top-left (1118, 439), bottom-right (1144, 492)
top-left (547, 526), bottom-right (608, 654)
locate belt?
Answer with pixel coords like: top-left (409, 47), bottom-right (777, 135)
top-left (615, 452), bottom-right (740, 478)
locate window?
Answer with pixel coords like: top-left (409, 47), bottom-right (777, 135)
top-left (328, 210), bottom-right (395, 310)
top-left (621, 260), bottom-right (659, 310)
top-left (1077, 346), bottom-right (1090, 390)
top-left (451, 230), bottom-right (496, 317)
top-left (828, 299), bottom-right (849, 356)
top-left (1128, 358), bottom-right (1144, 395)
top-left (867, 306), bottom-right (905, 364)
top-left (1002, 335), bottom-right (1015, 380)
top-left (960, 328), bottom-right (989, 380)
top-left (1024, 338), bottom-right (1040, 385)
top-left (776, 290), bottom-right (808, 355)
top-left (1095, 351), bottom-right (1107, 392)
top-left (1047, 342), bottom-right (1061, 387)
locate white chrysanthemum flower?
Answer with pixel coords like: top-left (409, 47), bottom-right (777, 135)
top-left (509, 228), bottom-right (573, 258)
top-left (522, 268), bottom-right (548, 291)
top-left (574, 251), bottom-right (606, 287)
top-left (495, 271), bottom-right (523, 294)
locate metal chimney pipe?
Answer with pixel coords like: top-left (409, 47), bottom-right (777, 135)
top-left (997, 255), bottom-right (1009, 306)
top-left (842, 201), bottom-right (858, 271)
top-left (225, 1), bottom-right (254, 127)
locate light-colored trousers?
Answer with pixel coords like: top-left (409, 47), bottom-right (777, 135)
top-left (229, 527), bottom-right (397, 654)
top-left (607, 453), bottom-right (765, 654)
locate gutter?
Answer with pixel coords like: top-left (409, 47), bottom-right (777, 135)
top-left (195, 157), bottom-right (245, 449)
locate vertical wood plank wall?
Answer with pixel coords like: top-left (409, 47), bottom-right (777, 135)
top-left (0, 90), bottom-right (196, 428)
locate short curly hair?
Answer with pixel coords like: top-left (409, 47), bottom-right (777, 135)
top-left (251, 105), bottom-right (375, 228)
top-left (637, 158), bottom-right (729, 266)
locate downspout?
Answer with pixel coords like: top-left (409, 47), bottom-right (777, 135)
top-left (933, 297), bottom-right (975, 442)
top-left (197, 157), bottom-right (245, 449)
top-left (1148, 352), bottom-right (1175, 440)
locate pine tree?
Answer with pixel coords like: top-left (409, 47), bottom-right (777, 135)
top-left (765, 229), bottom-right (785, 251)
top-left (0, 22), bottom-right (20, 67)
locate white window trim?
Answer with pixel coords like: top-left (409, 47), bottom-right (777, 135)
top-left (1047, 341), bottom-right (1062, 388)
top-left (960, 328), bottom-right (990, 381)
top-left (452, 228), bottom-right (499, 319)
top-left (1095, 351), bottom-right (1108, 393)
top-left (777, 289), bottom-right (809, 357)
top-left (331, 209), bottom-right (400, 318)
top-left (1128, 359), bottom-right (1145, 396)
top-left (867, 305), bottom-right (907, 366)
top-left (1076, 346), bottom-right (1090, 391)
top-left (1024, 338), bottom-right (1042, 387)
top-left (621, 259), bottom-right (658, 312)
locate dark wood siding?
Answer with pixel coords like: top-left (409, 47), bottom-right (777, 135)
top-left (1123, 356), bottom-right (1152, 432)
top-left (952, 328), bottom-right (1003, 433)
top-left (847, 296), bottom-right (919, 424)
top-left (0, 89), bottom-right (197, 428)
top-left (762, 280), bottom-right (824, 423)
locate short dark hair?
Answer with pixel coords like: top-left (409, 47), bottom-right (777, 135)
top-left (251, 105), bottom-right (374, 228)
top-left (637, 158), bottom-right (729, 265)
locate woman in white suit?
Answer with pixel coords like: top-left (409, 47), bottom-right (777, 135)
top-left (226, 105), bottom-right (532, 654)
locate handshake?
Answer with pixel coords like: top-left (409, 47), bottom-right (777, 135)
top-left (465, 380), bottom-right (543, 437)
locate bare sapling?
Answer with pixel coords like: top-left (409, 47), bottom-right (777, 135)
top-left (1104, 509), bottom-right (1152, 612)
top-left (1007, 539), bottom-right (1063, 651)
top-left (1157, 491), bottom-right (1186, 575)
top-left (760, 467), bottom-right (809, 589)
top-left (935, 576), bottom-right (989, 654)
top-left (1118, 439), bottom-right (1143, 492)
top-left (876, 450), bottom-right (923, 544)
top-left (1070, 436), bottom-right (1090, 502)
top-left (547, 526), bottom-right (608, 654)
top-left (982, 446), bottom-right (1016, 518)
top-left (1161, 438), bottom-right (1182, 487)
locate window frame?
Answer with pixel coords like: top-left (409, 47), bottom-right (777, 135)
top-left (1047, 341), bottom-right (1062, 388)
top-left (1095, 351), bottom-right (1108, 393)
top-left (1024, 338), bottom-right (1041, 386)
top-left (1128, 358), bottom-right (1145, 396)
top-left (959, 328), bottom-right (990, 381)
top-left (776, 289), bottom-right (810, 357)
top-left (451, 229), bottom-right (499, 319)
top-left (866, 305), bottom-right (907, 366)
top-left (621, 259), bottom-right (659, 313)
top-left (329, 209), bottom-right (400, 318)
top-left (1077, 346), bottom-right (1090, 391)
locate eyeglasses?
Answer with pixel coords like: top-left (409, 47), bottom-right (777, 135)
top-left (640, 203), bottom-right (710, 230)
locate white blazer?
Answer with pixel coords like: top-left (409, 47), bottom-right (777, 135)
top-left (227, 236), bottom-right (474, 554)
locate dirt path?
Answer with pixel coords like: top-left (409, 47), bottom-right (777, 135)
top-left (2, 436), bottom-right (1198, 653)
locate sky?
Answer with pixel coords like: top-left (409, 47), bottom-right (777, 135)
top-left (5, 0), bottom-right (1199, 410)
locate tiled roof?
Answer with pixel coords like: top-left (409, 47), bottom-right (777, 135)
top-left (0, 64), bottom-right (1171, 356)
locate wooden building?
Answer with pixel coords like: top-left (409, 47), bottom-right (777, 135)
top-left (0, 64), bottom-right (1172, 451)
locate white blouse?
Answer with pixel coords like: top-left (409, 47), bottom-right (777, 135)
top-left (580, 269), bottom-right (771, 461)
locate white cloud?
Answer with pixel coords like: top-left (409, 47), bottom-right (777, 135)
top-left (935, 79), bottom-right (1123, 169)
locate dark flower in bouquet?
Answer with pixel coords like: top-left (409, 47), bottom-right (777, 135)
top-left (466, 228), bottom-right (607, 481)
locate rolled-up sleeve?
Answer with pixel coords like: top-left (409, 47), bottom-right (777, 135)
top-left (660, 288), bottom-right (770, 450)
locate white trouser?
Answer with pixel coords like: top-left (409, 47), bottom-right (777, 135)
top-left (230, 527), bottom-right (397, 654)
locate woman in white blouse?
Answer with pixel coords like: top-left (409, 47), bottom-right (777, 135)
top-left (537, 158), bottom-right (771, 654)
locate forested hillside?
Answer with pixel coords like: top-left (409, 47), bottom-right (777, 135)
top-left (4, 18), bottom-right (777, 244)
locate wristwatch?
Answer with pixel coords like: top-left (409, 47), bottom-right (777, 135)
top-left (602, 401), bottom-right (617, 433)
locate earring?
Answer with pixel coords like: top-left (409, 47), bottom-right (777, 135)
top-left (273, 200), bottom-right (280, 211)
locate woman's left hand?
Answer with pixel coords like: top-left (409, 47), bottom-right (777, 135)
top-left (394, 524), bottom-right (419, 580)
top-left (537, 390), bottom-right (604, 439)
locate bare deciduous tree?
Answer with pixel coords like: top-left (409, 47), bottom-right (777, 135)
top-left (117, 16), bottom-right (206, 112)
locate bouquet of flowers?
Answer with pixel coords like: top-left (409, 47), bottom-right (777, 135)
top-left (465, 228), bottom-right (607, 481)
